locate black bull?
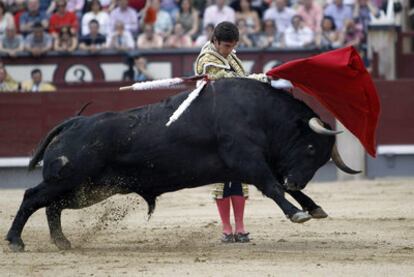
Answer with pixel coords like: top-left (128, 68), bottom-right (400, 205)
top-left (6, 78), bottom-right (358, 251)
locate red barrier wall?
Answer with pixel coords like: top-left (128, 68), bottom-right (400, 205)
top-left (1, 79), bottom-right (413, 157)
top-left (0, 89), bottom-right (180, 157)
top-left (374, 80), bottom-right (414, 145)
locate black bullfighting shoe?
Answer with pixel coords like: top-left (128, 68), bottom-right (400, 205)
top-left (234, 232), bottom-right (250, 243)
top-left (221, 233), bottom-right (234, 243)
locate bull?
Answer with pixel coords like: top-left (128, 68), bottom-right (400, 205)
top-left (6, 78), bottom-right (359, 251)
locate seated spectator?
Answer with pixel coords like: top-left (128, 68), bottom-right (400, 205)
top-left (236, 18), bottom-right (253, 48)
top-left (0, 26), bottom-right (24, 57)
top-left (194, 23), bottom-right (214, 47)
top-left (25, 22), bottom-right (53, 56)
top-left (203, 0), bottom-right (235, 27)
top-left (123, 55), bottom-right (153, 81)
top-left (49, 0), bottom-right (78, 35)
top-left (176, 0), bottom-right (199, 38)
top-left (256, 19), bottom-right (284, 48)
top-left (0, 67), bottom-right (19, 92)
top-left (81, 0), bottom-right (110, 35)
top-left (21, 68), bottom-right (56, 92)
top-left (263, 0), bottom-right (295, 34)
top-left (315, 15), bottom-right (342, 49)
top-left (54, 25), bottom-right (78, 52)
top-left (284, 14), bottom-right (314, 48)
top-left (136, 23), bottom-right (163, 49)
top-left (0, 2), bottom-right (16, 35)
top-left (128, 0), bottom-right (146, 11)
top-left (100, 0), bottom-right (115, 10)
top-left (66, 0), bottom-right (85, 19)
top-left (160, 0), bottom-right (179, 18)
top-left (147, 0), bottom-right (173, 39)
top-left (109, 0), bottom-right (138, 34)
top-left (342, 19), bottom-right (364, 48)
top-left (353, 0), bottom-right (380, 33)
top-left (235, 0), bottom-right (261, 35)
top-left (324, 0), bottom-right (353, 31)
top-left (107, 21), bottom-right (134, 50)
top-left (79, 19), bottom-right (106, 52)
top-left (19, 0), bottom-right (49, 35)
top-left (39, 0), bottom-right (54, 14)
top-left (165, 22), bottom-right (193, 48)
top-left (296, 0), bottom-right (323, 33)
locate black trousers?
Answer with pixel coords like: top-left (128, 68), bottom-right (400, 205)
top-left (222, 181), bottom-right (243, 198)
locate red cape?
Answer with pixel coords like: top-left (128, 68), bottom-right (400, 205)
top-left (266, 46), bottom-right (380, 157)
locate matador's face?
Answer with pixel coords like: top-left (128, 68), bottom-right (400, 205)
top-left (213, 40), bottom-right (237, 58)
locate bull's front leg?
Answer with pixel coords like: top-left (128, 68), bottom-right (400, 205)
top-left (256, 181), bottom-right (311, 223)
top-left (286, 190), bottom-right (328, 219)
top-left (218, 135), bottom-right (311, 223)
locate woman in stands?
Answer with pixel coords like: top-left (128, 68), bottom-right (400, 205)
top-left (81, 0), bottom-right (110, 36)
top-left (315, 16), bottom-right (343, 49)
top-left (0, 2), bottom-right (15, 35)
top-left (54, 25), bottom-right (78, 52)
top-left (235, 0), bottom-right (261, 35)
top-left (175, 0), bottom-right (199, 39)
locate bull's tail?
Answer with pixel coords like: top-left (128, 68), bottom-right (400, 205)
top-left (29, 102), bottom-right (92, 171)
top-left (28, 117), bottom-right (79, 171)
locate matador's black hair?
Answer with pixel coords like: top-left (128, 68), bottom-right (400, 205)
top-left (211, 21), bottom-right (239, 43)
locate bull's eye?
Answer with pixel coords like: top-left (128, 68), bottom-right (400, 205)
top-left (307, 144), bottom-right (316, 155)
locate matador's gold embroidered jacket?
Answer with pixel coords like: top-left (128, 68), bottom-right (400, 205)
top-left (194, 42), bottom-right (246, 79)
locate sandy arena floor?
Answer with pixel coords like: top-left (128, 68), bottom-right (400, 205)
top-left (0, 179), bottom-right (413, 276)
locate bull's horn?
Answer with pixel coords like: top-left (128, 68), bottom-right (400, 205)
top-left (331, 144), bottom-right (362, 174)
top-left (308, 117), bottom-right (343, 135)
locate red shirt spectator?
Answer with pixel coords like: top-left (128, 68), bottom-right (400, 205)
top-left (13, 0), bottom-right (26, 33)
top-left (14, 11), bottom-right (24, 33)
top-left (129, 0), bottom-right (146, 11)
top-left (49, 0), bottom-right (78, 34)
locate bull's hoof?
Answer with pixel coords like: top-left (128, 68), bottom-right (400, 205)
top-left (7, 237), bottom-right (25, 252)
top-left (309, 207), bottom-right (328, 219)
top-left (53, 237), bottom-right (72, 250)
top-left (289, 211), bottom-right (312, 223)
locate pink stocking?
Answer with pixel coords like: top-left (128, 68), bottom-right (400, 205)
top-left (231, 195), bottom-right (246, 234)
top-left (216, 197), bottom-right (232, 234)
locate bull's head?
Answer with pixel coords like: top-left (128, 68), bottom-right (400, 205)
top-left (281, 117), bottom-right (361, 191)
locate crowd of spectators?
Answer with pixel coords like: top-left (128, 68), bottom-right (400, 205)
top-left (0, 0), bottom-right (387, 57)
top-left (0, 63), bottom-right (56, 91)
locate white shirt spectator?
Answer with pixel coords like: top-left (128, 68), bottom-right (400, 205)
top-left (109, 6), bottom-right (138, 33)
top-left (324, 0), bottom-right (355, 6)
top-left (263, 6), bottom-right (296, 33)
top-left (284, 26), bottom-right (314, 48)
top-left (107, 29), bottom-right (135, 49)
top-left (203, 4), bottom-right (235, 27)
top-left (66, 0), bottom-right (85, 13)
top-left (82, 11), bottom-right (110, 35)
top-left (154, 9), bottom-right (173, 36)
top-left (324, 0), bottom-right (353, 30)
top-left (194, 34), bottom-right (208, 47)
top-left (99, 0), bottom-right (111, 8)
